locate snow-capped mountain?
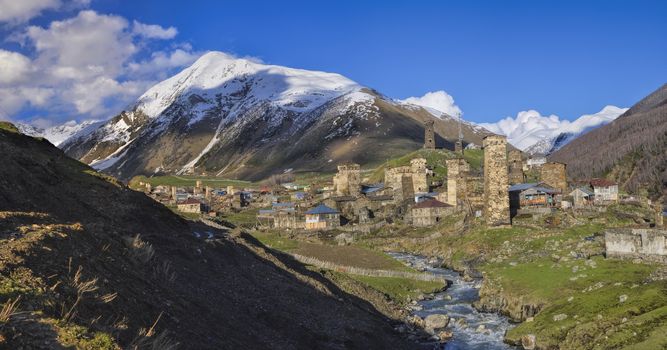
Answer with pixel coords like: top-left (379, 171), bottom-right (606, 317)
top-left (63, 51), bottom-right (494, 180)
top-left (480, 105), bottom-right (628, 155)
top-left (16, 120), bottom-right (101, 146)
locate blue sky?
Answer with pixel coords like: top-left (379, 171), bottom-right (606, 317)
top-left (1, 0), bottom-right (666, 126)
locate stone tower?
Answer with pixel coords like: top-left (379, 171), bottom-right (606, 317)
top-left (446, 158), bottom-right (470, 207)
top-left (424, 120), bottom-right (435, 149)
top-left (540, 162), bottom-right (567, 193)
top-left (455, 140), bottom-right (463, 155)
top-left (410, 158), bottom-right (428, 193)
top-left (508, 150), bottom-right (525, 185)
top-left (171, 186), bottom-right (177, 203)
top-left (333, 163), bottom-right (361, 197)
top-left (205, 186), bottom-right (212, 201)
top-left (483, 135), bottom-right (510, 226)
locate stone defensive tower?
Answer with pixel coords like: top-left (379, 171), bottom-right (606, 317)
top-left (333, 163), bottom-right (361, 197)
top-left (508, 150), bottom-right (525, 185)
top-left (540, 162), bottom-right (567, 193)
top-left (424, 120), bottom-right (435, 149)
top-left (410, 158), bottom-right (428, 193)
top-left (483, 135), bottom-right (510, 226)
top-left (446, 158), bottom-right (470, 207)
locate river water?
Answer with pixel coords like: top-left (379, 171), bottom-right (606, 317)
top-left (388, 252), bottom-right (516, 350)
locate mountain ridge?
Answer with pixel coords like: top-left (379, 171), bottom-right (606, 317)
top-left (62, 51), bottom-right (495, 181)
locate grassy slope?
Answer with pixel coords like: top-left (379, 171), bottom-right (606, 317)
top-left (355, 204), bottom-right (666, 349)
top-left (129, 174), bottom-right (253, 189)
top-left (0, 126), bottom-right (418, 350)
top-left (367, 148), bottom-right (483, 184)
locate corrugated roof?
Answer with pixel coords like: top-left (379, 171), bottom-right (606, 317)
top-left (178, 198), bottom-right (201, 205)
top-left (590, 178), bottom-right (617, 187)
top-left (305, 204), bottom-right (339, 215)
top-left (509, 183), bottom-right (540, 192)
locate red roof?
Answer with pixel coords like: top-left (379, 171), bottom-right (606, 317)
top-left (413, 199), bottom-right (452, 209)
top-left (590, 178), bottom-right (617, 187)
top-left (178, 198), bottom-right (202, 205)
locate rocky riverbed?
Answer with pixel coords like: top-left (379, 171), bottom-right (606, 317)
top-left (390, 252), bottom-right (517, 349)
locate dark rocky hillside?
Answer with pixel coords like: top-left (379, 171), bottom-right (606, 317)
top-left (0, 123), bottom-right (417, 349)
top-left (550, 84), bottom-right (667, 196)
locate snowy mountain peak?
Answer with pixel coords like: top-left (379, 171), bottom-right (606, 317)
top-left (481, 105), bottom-right (628, 154)
top-left (135, 51), bottom-right (363, 119)
top-left (16, 120), bottom-right (100, 146)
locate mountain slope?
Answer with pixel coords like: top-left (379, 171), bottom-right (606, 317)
top-left (62, 51), bottom-right (493, 181)
top-left (481, 106), bottom-right (627, 155)
top-left (0, 123), bottom-right (416, 349)
top-left (16, 120), bottom-right (101, 146)
top-left (550, 84), bottom-right (667, 195)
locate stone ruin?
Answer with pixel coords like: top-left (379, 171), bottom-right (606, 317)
top-left (483, 135), bottom-right (510, 226)
top-left (605, 228), bottom-right (667, 263)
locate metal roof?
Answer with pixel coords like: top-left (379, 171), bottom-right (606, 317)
top-left (305, 204), bottom-right (339, 215)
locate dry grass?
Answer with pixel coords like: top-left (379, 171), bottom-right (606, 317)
top-left (124, 234), bottom-right (155, 265)
top-left (63, 265), bottom-right (99, 322)
top-left (0, 296), bottom-right (21, 323)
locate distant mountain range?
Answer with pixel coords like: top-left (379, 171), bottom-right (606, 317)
top-left (480, 105), bottom-right (627, 155)
top-left (57, 51), bottom-right (493, 181)
top-left (16, 120), bottom-right (100, 146)
top-left (550, 84), bottom-right (667, 196)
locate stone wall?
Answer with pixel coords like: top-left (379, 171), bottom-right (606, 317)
top-left (445, 158), bottom-right (470, 207)
top-left (411, 206), bottom-right (456, 227)
top-left (540, 162), bottom-right (567, 193)
top-left (508, 150), bottom-right (524, 185)
top-left (410, 158), bottom-right (428, 193)
top-left (483, 135), bottom-right (510, 226)
top-left (333, 163), bottom-right (361, 197)
top-left (605, 228), bottom-right (667, 263)
top-left (385, 159), bottom-right (428, 195)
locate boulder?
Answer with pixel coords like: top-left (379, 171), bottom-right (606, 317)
top-left (438, 330), bottom-right (454, 341)
top-left (424, 314), bottom-right (450, 331)
top-left (553, 313), bottom-right (568, 321)
top-left (521, 334), bottom-right (536, 350)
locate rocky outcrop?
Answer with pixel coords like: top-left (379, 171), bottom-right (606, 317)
top-left (473, 278), bottom-right (543, 322)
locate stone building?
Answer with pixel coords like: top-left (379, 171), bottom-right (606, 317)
top-left (540, 162), bottom-right (567, 193)
top-left (333, 163), bottom-right (361, 197)
top-left (569, 187), bottom-right (594, 207)
top-left (445, 158), bottom-right (470, 207)
top-left (508, 150), bottom-right (525, 185)
top-left (257, 202), bottom-right (302, 229)
top-left (410, 158), bottom-right (428, 193)
top-left (411, 199), bottom-right (455, 227)
top-left (483, 135), bottom-right (510, 226)
top-left (605, 228), bottom-right (667, 263)
top-left (305, 204), bottom-right (341, 230)
top-left (424, 120), bottom-right (435, 149)
top-left (385, 158), bottom-right (428, 195)
top-left (177, 198), bottom-right (204, 214)
top-left (590, 178), bottom-right (619, 204)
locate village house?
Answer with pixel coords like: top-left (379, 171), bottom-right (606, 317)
top-left (304, 204), bottom-right (341, 230)
top-left (177, 198), bottom-right (205, 214)
top-left (590, 178), bottom-right (619, 204)
top-left (410, 199), bottom-right (454, 227)
top-left (569, 187), bottom-right (594, 207)
top-left (257, 202), bottom-right (302, 229)
top-left (509, 183), bottom-right (557, 217)
top-left (525, 154), bottom-right (547, 169)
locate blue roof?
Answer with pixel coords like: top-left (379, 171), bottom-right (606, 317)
top-left (361, 184), bottom-right (384, 194)
top-left (305, 204), bottom-right (339, 215)
top-left (509, 183), bottom-right (540, 192)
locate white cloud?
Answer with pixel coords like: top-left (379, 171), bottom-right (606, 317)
top-left (0, 10), bottom-right (198, 122)
top-left (480, 105), bottom-right (628, 151)
top-left (132, 20), bottom-right (177, 39)
top-left (0, 50), bottom-right (32, 84)
top-left (401, 90), bottom-right (463, 118)
top-left (128, 48), bottom-right (201, 78)
top-left (0, 0), bottom-right (60, 23)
